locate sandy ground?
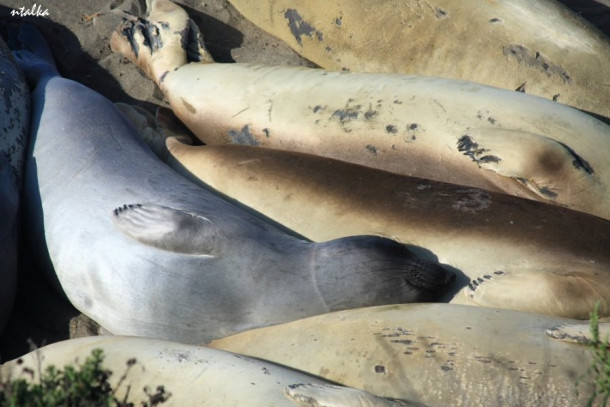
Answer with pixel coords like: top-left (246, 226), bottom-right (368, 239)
top-left (0, 0), bottom-right (608, 363)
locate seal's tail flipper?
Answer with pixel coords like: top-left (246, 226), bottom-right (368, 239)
top-left (284, 383), bottom-right (420, 407)
top-left (8, 24), bottom-right (59, 83)
top-left (110, 0), bottom-right (212, 87)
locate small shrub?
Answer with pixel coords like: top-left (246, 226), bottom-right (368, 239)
top-left (577, 302), bottom-right (610, 407)
top-left (0, 348), bottom-right (170, 406)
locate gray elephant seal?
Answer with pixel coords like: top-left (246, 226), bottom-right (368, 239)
top-left (12, 24), bottom-right (453, 344)
top-left (0, 34), bottom-right (29, 335)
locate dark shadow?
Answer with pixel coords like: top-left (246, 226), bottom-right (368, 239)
top-left (0, 5), bottom-right (159, 112)
top-left (557, 0), bottom-right (610, 37)
top-left (180, 3), bottom-right (244, 63)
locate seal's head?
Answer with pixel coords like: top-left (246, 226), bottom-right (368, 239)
top-left (313, 236), bottom-right (455, 310)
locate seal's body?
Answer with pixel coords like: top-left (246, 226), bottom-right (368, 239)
top-left (0, 36), bottom-right (29, 335)
top-left (14, 25), bottom-right (453, 344)
top-left (228, 0), bottom-right (610, 120)
top-left (159, 140), bottom-right (610, 319)
top-left (0, 336), bottom-right (417, 407)
top-left (210, 303), bottom-right (597, 407)
top-left (111, 0), bottom-right (610, 221)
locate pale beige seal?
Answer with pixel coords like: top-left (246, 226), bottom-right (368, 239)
top-left (227, 0), bottom-right (610, 120)
top-left (0, 336), bottom-right (419, 406)
top-left (210, 303), bottom-right (601, 407)
top-left (111, 0), bottom-right (610, 220)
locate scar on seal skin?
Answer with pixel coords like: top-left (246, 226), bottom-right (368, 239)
top-left (457, 128), bottom-right (596, 202)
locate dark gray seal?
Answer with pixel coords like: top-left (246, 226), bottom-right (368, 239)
top-left (12, 24), bottom-right (453, 344)
top-left (0, 33), bottom-right (29, 335)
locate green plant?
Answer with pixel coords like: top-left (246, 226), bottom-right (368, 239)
top-left (0, 348), bottom-right (170, 406)
top-left (578, 302), bottom-right (610, 407)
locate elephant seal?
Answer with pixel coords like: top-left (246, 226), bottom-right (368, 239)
top-left (12, 24), bottom-right (452, 344)
top-left (0, 34), bottom-right (29, 335)
top-left (145, 135), bottom-right (610, 319)
top-left (227, 0), bottom-right (610, 120)
top-left (0, 336), bottom-right (418, 406)
top-left (210, 303), bottom-right (598, 407)
top-left (111, 0), bottom-right (610, 221)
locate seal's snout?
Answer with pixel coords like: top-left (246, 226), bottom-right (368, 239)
top-left (406, 258), bottom-right (455, 290)
top-left (314, 236), bottom-right (455, 308)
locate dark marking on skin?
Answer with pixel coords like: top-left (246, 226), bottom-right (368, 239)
top-left (515, 82), bottom-right (527, 93)
top-left (487, 117), bottom-right (496, 124)
top-left (494, 270), bottom-right (505, 275)
top-left (475, 356), bottom-right (492, 364)
top-left (181, 98), bottom-right (196, 114)
top-left (159, 71), bottom-right (169, 83)
top-left (503, 45), bottom-right (571, 83)
top-left (335, 17), bottom-right (342, 27)
top-left (123, 25), bottom-right (140, 57)
top-left (228, 125), bottom-right (259, 146)
top-left (441, 365), bottom-right (453, 371)
top-left (434, 8), bottom-right (448, 19)
top-left (556, 141), bottom-right (594, 174)
top-left (331, 106), bottom-right (361, 122)
top-left (262, 367), bottom-right (271, 375)
top-left (284, 9), bottom-right (324, 45)
top-left (313, 105), bottom-right (323, 113)
top-left (184, 19), bottom-right (208, 63)
top-left (516, 177), bottom-right (558, 198)
top-left (483, 275), bottom-right (492, 279)
top-left (364, 105), bottom-right (377, 120)
top-left (409, 123), bottom-right (418, 130)
top-left (136, 19), bottom-right (163, 53)
top-left (262, 128), bottom-right (270, 138)
top-left (391, 339), bottom-right (413, 345)
top-left (366, 145), bottom-right (378, 155)
top-left (393, 99), bottom-right (402, 104)
top-left (489, 17), bottom-right (502, 23)
top-left (552, 94), bottom-right (560, 102)
top-left (386, 125), bottom-right (398, 134)
top-left (374, 365), bottom-right (386, 374)
top-left (457, 135), bottom-right (501, 166)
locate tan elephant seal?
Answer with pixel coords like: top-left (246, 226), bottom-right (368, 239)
top-left (111, 0), bottom-right (610, 221)
top-left (139, 134), bottom-right (610, 320)
top-left (0, 336), bottom-right (419, 406)
top-left (227, 0), bottom-right (610, 120)
top-left (210, 303), bottom-right (601, 407)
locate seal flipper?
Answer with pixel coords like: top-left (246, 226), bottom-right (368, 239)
top-left (457, 128), bottom-right (598, 203)
top-left (112, 203), bottom-right (217, 256)
top-left (546, 322), bottom-right (610, 345)
top-left (284, 383), bottom-right (417, 407)
top-left (110, 0), bottom-right (213, 86)
top-left (464, 267), bottom-right (609, 319)
top-left (9, 24), bottom-right (60, 82)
